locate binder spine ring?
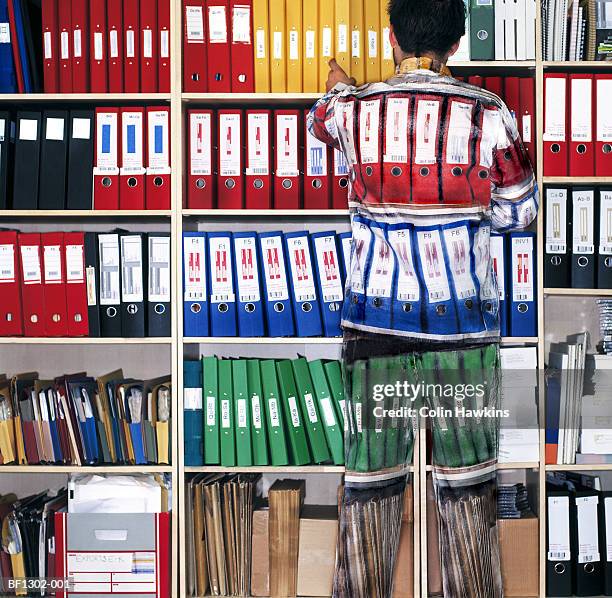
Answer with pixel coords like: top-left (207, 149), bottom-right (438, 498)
top-left (339, 177), bottom-right (348, 188)
top-left (281, 178), bottom-right (293, 189)
top-left (153, 176), bottom-right (164, 187)
top-left (225, 178), bottom-right (236, 189)
top-left (254, 179), bottom-right (264, 188)
top-left (577, 144), bottom-right (587, 154)
top-left (604, 144), bottom-right (612, 154)
top-left (551, 143), bottom-right (561, 154)
top-left (106, 306), bottom-right (117, 317)
top-left (245, 303), bottom-right (255, 313)
top-left (301, 302), bottom-right (312, 312)
top-left (554, 563), bottom-right (566, 574)
top-left (128, 177), bottom-right (138, 187)
top-left (190, 303), bottom-right (201, 313)
top-left (518, 303), bottom-right (528, 313)
top-left (312, 179), bottom-right (322, 188)
top-left (273, 302), bottom-right (284, 312)
top-left (218, 303), bottom-right (229, 313)
top-left (154, 304), bottom-right (166, 314)
top-left (196, 178), bottom-right (206, 188)
top-left (102, 176), bottom-right (112, 187)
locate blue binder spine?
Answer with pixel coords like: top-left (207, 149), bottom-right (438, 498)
top-left (509, 231), bottom-right (537, 337)
top-left (0, 0), bottom-right (17, 92)
top-left (363, 222), bottom-right (393, 331)
top-left (489, 231), bottom-right (508, 336)
top-left (183, 360), bottom-right (203, 466)
top-left (183, 232), bottom-right (209, 337)
top-left (207, 232), bottom-right (237, 337)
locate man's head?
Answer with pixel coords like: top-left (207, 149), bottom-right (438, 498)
top-left (388, 0), bottom-right (466, 64)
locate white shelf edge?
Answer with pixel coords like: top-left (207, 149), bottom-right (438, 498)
top-left (0, 465), bottom-right (173, 473)
top-left (0, 210), bottom-right (172, 217)
top-left (182, 209), bottom-right (350, 217)
top-left (0, 337), bottom-right (172, 345)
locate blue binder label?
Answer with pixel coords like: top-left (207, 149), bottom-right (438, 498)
top-left (209, 236), bottom-right (235, 303)
top-left (387, 228), bottom-right (419, 301)
top-left (366, 234), bottom-right (393, 298)
top-left (442, 225), bottom-right (477, 299)
top-left (127, 124), bottom-right (136, 154)
top-left (313, 235), bottom-right (343, 302)
top-left (234, 236), bottom-right (260, 303)
top-left (416, 229), bottom-right (450, 302)
top-left (511, 235), bottom-right (534, 302)
top-left (183, 236), bottom-right (207, 302)
top-left (101, 124), bottom-right (111, 154)
top-left (261, 236), bottom-right (289, 301)
top-left (286, 236), bottom-right (316, 302)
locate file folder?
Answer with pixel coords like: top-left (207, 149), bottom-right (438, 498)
top-left (64, 232), bottom-right (89, 337)
top-left (292, 357), bottom-right (330, 463)
top-left (58, 0), bottom-right (72, 92)
top-left (119, 107), bottom-right (146, 210)
top-left (544, 73), bottom-right (568, 177)
top-left (123, 0), bottom-right (140, 93)
top-left (0, 111), bottom-right (11, 209)
top-left (71, 0), bottom-right (89, 92)
top-left (42, 0), bottom-right (59, 92)
top-left (311, 231), bottom-right (343, 337)
top-left (286, 0), bottom-right (302, 92)
top-left (184, 359), bottom-right (203, 465)
top-left (380, 0), bottom-right (393, 80)
top-left (302, 0), bottom-right (317, 93)
top-left (206, 0), bottom-right (231, 92)
top-left (13, 111), bottom-right (41, 210)
top-left (207, 232), bottom-right (237, 337)
top-left (381, 97), bottom-right (410, 204)
top-left (84, 232), bottom-right (100, 336)
top-left (508, 232), bottom-right (537, 337)
top-left (202, 355), bottom-right (220, 463)
top-left (252, 0), bottom-right (269, 92)
top-left (89, 0), bottom-right (108, 92)
top-left (363, 0), bottom-right (379, 83)
top-left (571, 187), bottom-right (596, 289)
top-left (183, 0), bottom-right (207, 92)
top-left (187, 109), bottom-right (214, 209)
top-left (545, 187), bottom-right (571, 288)
top-left (546, 493), bottom-right (573, 596)
top-left (599, 189), bottom-right (612, 289)
top-left (349, 0), bottom-right (364, 85)
top-left (469, 0), bottom-right (495, 60)
top-left (596, 74), bottom-right (612, 176)
top-left (332, 148), bottom-right (350, 209)
top-left (570, 74), bottom-right (595, 177)
top-left (38, 110), bottom-right (68, 210)
top-left (107, 0), bottom-right (124, 92)
top-left (364, 223), bottom-right (393, 331)
top-left (258, 231), bottom-right (295, 337)
top-left (318, 0), bottom-right (334, 92)
top-left (269, 0), bottom-right (286, 92)
top-left (304, 108), bottom-right (330, 209)
top-left (147, 233), bottom-right (171, 337)
top-left (276, 359), bottom-right (310, 464)
top-left (219, 358), bottom-right (236, 466)
top-left (245, 109), bottom-right (271, 209)
top-left (0, 231), bottom-right (23, 336)
top-left (98, 233), bottom-right (122, 337)
top-left (183, 231), bottom-right (209, 337)
top-left (284, 231), bottom-right (322, 337)
top-left (18, 233), bottom-right (44, 337)
top-left (246, 359), bottom-right (268, 465)
top-left (217, 109), bottom-right (243, 209)
top-left (274, 109), bottom-right (301, 209)
top-left (519, 76), bottom-right (536, 167)
top-left (93, 107), bottom-right (120, 210)
top-left (260, 359), bottom-right (289, 465)
top-left (230, 0), bottom-right (254, 91)
top-left (603, 492), bottom-right (612, 595)
top-left (66, 110), bottom-right (94, 210)
top-left (119, 233), bottom-right (146, 337)
top-left (146, 106), bottom-right (171, 210)
top-left (574, 492), bottom-right (603, 596)
top-left (158, 0), bottom-right (170, 92)
top-left (233, 359), bottom-right (253, 466)
top-left (140, 0), bottom-right (158, 93)
top-left (233, 231), bottom-right (265, 337)
top-left (358, 97), bottom-right (382, 202)
top-left (41, 232), bottom-right (68, 337)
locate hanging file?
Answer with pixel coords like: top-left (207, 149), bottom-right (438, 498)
top-left (233, 231), bottom-right (265, 337)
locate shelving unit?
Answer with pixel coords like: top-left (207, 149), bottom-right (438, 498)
top-left (2, 1), bottom-right (612, 597)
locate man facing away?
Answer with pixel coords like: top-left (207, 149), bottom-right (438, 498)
top-left (308, 1), bottom-right (538, 596)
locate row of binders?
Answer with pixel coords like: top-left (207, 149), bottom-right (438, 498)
top-left (452, 0), bottom-right (537, 62)
top-left (184, 356), bottom-right (346, 467)
top-left (0, 370), bottom-right (171, 466)
top-left (546, 472), bottom-right (612, 597)
top-left (183, 230), bottom-right (350, 338)
top-left (543, 73), bottom-right (612, 176)
top-left (0, 107), bottom-right (171, 211)
top-left (187, 108), bottom-right (350, 210)
top-left (544, 187), bottom-right (612, 289)
top-left (0, 230), bottom-right (171, 338)
top-left (42, 0), bottom-right (170, 93)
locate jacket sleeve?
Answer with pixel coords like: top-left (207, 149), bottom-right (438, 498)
top-left (489, 103), bottom-right (539, 232)
top-left (306, 83), bottom-right (350, 150)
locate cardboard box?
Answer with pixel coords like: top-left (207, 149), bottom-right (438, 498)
top-left (498, 516), bottom-right (539, 597)
top-left (251, 509), bottom-right (270, 596)
top-left (296, 506), bottom-right (338, 597)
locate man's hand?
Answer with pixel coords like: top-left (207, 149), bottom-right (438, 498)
top-left (326, 59), bottom-right (356, 92)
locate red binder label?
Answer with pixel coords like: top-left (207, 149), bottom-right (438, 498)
top-left (188, 110), bottom-right (214, 208)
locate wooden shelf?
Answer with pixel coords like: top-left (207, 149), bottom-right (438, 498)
top-left (0, 93), bottom-right (172, 101)
top-left (0, 210), bottom-right (172, 217)
top-left (450, 60), bottom-right (537, 67)
top-left (182, 92), bottom-right (321, 102)
top-left (0, 337), bottom-right (172, 344)
top-left (500, 336), bottom-right (540, 345)
top-left (543, 176), bottom-right (612, 184)
top-left (546, 464), bottom-right (612, 471)
top-left (185, 465), bottom-right (347, 474)
top-left (0, 465), bottom-right (173, 473)
top-left (426, 462), bottom-right (539, 471)
top-left (544, 288), bottom-right (612, 297)
top-left (182, 209), bottom-right (350, 217)
top-left (184, 336), bottom-right (343, 345)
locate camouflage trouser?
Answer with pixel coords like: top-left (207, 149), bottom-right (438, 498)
top-left (333, 332), bottom-right (503, 598)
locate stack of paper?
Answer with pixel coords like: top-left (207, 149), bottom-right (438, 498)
top-left (542, 0), bottom-right (598, 60)
top-left (269, 479), bottom-right (305, 597)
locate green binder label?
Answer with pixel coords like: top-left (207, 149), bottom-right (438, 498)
top-left (288, 396), bottom-right (301, 427)
top-left (252, 396), bottom-right (262, 429)
top-left (237, 399), bottom-right (247, 427)
top-left (221, 399), bottom-right (230, 428)
top-left (320, 398), bottom-right (336, 427)
top-left (304, 393), bottom-right (318, 423)
top-left (206, 396), bottom-right (216, 426)
top-left (268, 398), bottom-right (280, 427)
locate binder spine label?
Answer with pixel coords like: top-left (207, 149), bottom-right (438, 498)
top-left (351, 30), bottom-right (360, 58)
top-left (261, 236), bottom-right (289, 301)
top-left (256, 29), bottom-right (266, 58)
top-left (0, 244), bottom-right (15, 282)
top-left (289, 30), bottom-right (299, 61)
top-left (546, 189), bottom-right (568, 254)
top-left (147, 111), bottom-right (170, 173)
top-left (94, 32), bottom-right (104, 60)
top-left (446, 101), bottom-right (472, 165)
top-left (338, 24), bottom-right (348, 53)
top-left (571, 78), bottom-right (593, 142)
top-left (73, 30), bottom-right (82, 57)
top-left (443, 225), bottom-right (477, 299)
top-left (86, 267), bottom-right (97, 306)
top-left (350, 222), bottom-right (372, 293)
top-left (208, 6), bottom-right (228, 43)
top-left (367, 30), bottom-right (377, 58)
top-left (95, 113), bottom-right (119, 173)
top-left (73, 118), bottom-right (91, 140)
top-left (416, 229), bottom-right (451, 302)
top-left (334, 148), bottom-right (349, 176)
top-left (415, 100), bottom-right (440, 164)
top-left (320, 397), bottom-right (336, 426)
top-left (184, 387), bottom-right (202, 409)
top-left (576, 495), bottom-right (600, 564)
top-left (148, 237), bottom-right (171, 302)
top-left (143, 30), bottom-right (153, 58)
top-left (605, 497), bottom-right (612, 560)
top-left (209, 236), bottom-right (235, 303)
top-left (273, 31), bottom-right (283, 59)
top-left (232, 6), bottom-right (251, 43)
top-left (66, 245), bottom-right (85, 283)
top-left (44, 31), bottom-right (52, 58)
top-left (314, 237), bottom-right (343, 302)
top-left (366, 235), bottom-right (393, 298)
top-left (572, 190), bottom-right (595, 254)
top-left (303, 392), bottom-right (318, 423)
top-left (121, 113), bottom-right (145, 173)
top-left (235, 237), bottom-right (261, 302)
top-left (306, 30), bottom-right (315, 59)
top-left (597, 79), bottom-right (612, 141)
top-left (160, 30), bottom-right (170, 58)
top-left (190, 113), bottom-right (212, 175)
top-left (221, 399), bottom-right (230, 427)
top-left (206, 396), bottom-right (216, 426)
top-left (388, 228), bottom-right (419, 301)
top-left (237, 399), bottom-right (247, 427)
top-left (252, 396), bottom-right (262, 429)
top-left (306, 129), bottom-right (328, 176)
top-left (61, 31), bottom-right (70, 59)
top-left (120, 237), bottom-right (144, 302)
top-left (184, 236), bottom-right (207, 302)
top-left (337, 101), bottom-right (357, 165)
top-left (186, 7), bottom-right (205, 43)
top-left (21, 245), bottom-right (42, 284)
top-left (288, 396), bottom-right (301, 427)
top-left (268, 398), bottom-right (280, 427)
top-left (601, 191), bottom-right (612, 255)
top-left (219, 114), bottom-right (241, 176)
top-left (322, 27), bottom-right (332, 58)
top-left (382, 27), bottom-right (392, 60)
top-left (275, 115), bottom-right (299, 176)
top-left (359, 99), bottom-right (381, 164)
top-left (383, 98), bottom-right (409, 163)
top-left (110, 30), bottom-right (119, 58)
top-left (522, 114), bottom-right (532, 143)
top-left (126, 30), bottom-right (136, 57)
top-left (511, 236), bottom-right (533, 302)
top-left (543, 77), bottom-right (566, 141)
top-left (246, 113), bottom-right (270, 175)
top-left (98, 235), bottom-right (120, 306)
top-left (480, 108), bottom-right (500, 167)
top-left (287, 236), bottom-right (316, 301)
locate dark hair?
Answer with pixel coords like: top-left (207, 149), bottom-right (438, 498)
top-left (388, 0), bottom-right (466, 58)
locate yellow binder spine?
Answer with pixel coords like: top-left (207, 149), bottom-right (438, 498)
top-left (350, 0), bottom-right (364, 85)
top-left (253, 0), bottom-right (271, 92)
top-left (287, 0), bottom-right (303, 92)
top-left (302, 0), bottom-right (319, 93)
top-left (269, 0), bottom-right (287, 92)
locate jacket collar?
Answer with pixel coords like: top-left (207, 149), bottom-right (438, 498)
top-left (396, 56), bottom-right (452, 78)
